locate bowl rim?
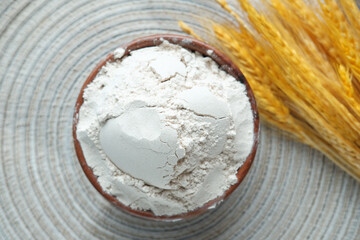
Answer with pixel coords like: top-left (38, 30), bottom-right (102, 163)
top-left (72, 34), bottom-right (260, 221)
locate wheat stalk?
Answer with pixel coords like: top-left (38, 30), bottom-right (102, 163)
top-left (179, 0), bottom-right (360, 180)
top-left (339, 0), bottom-right (360, 39)
top-left (320, 0), bottom-right (360, 83)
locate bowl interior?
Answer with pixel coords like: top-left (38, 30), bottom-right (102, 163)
top-left (72, 34), bottom-right (259, 221)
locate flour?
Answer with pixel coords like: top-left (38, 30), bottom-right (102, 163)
top-left (76, 41), bottom-right (254, 216)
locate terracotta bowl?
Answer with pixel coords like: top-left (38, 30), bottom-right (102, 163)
top-left (73, 34), bottom-right (259, 221)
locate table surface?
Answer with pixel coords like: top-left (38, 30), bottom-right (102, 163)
top-left (0, 0), bottom-right (359, 239)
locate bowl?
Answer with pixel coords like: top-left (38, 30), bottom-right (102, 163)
top-left (72, 34), bottom-right (259, 221)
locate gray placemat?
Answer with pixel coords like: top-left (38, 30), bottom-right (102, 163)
top-left (0, 0), bottom-right (359, 239)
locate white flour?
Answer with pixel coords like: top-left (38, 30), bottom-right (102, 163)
top-left (76, 41), bottom-right (254, 216)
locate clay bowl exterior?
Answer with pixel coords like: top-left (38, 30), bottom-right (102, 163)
top-left (73, 34), bottom-right (260, 221)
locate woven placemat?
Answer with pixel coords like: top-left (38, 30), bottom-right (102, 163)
top-left (0, 0), bottom-right (359, 239)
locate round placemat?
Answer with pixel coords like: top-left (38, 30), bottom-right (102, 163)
top-left (0, 0), bottom-right (359, 239)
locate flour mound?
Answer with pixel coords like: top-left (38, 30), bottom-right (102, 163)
top-left (76, 41), bottom-right (254, 216)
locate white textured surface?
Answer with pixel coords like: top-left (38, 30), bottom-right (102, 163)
top-left (78, 42), bottom-right (254, 216)
top-left (0, 0), bottom-right (360, 239)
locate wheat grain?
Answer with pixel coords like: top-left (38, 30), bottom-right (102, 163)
top-left (180, 0), bottom-right (360, 180)
top-left (178, 21), bottom-right (202, 41)
top-left (339, 0), bottom-right (360, 39)
top-left (320, 0), bottom-right (360, 81)
top-left (338, 65), bottom-right (354, 97)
